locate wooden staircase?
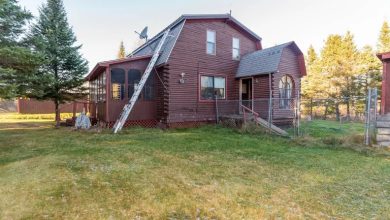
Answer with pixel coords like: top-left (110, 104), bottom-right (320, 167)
top-left (376, 114), bottom-right (390, 147)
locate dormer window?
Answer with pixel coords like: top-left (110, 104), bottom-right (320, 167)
top-left (232, 37), bottom-right (240, 60)
top-left (206, 30), bottom-right (216, 55)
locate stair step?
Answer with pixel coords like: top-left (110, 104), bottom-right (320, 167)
top-left (376, 141), bottom-right (390, 147)
top-left (377, 134), bottom-right (390, 142)
top-left (376, 121), bottom-right (390, 128)
top-left (377, 128), bottom-right (390, 135)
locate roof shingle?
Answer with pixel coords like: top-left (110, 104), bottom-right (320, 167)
top-left (236, 42), bottom-right (296, 78)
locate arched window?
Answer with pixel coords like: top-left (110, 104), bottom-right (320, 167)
top-left (111, 68), bottom-right (125, 100)
top-left (279, 75), bottom-right (293, 109)
top-left (128, 69), bottom-right (141, 98)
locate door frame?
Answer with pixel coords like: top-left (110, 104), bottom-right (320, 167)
top-left (239, 77), bottom-right (254, 112)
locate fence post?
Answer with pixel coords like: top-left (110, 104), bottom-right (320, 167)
top-left (365, 88), bottom-right (372, 145)
top-left (215, 95), bottom-right (219, 124)
top-left (373, 88), bottom-right (378, 139)
top-left (268, 91), bottom-right (273, 133)
top-left (297, 90), bottom-right (301, 137)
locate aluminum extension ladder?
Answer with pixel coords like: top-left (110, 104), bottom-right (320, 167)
top-left (112, 29), bottom-right (170, 133)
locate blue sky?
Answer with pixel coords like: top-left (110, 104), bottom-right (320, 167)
top-left (19, 0), bottom-right (390, 71)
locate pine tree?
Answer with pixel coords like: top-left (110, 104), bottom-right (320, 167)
top-left (28, 0), bottom-right (88, 126)
top-left (0, 0), bottom-right (42, 99)
top-left (117, 41), bottom-right (126, 59)
top-left (377, 21), bottom-right (390, 53)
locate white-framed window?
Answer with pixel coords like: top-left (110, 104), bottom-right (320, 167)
top-left (200, 75), bottom-right (226, 100)
top-left (206, 30), bottom-right (216, 55)
top-left (232, 37), bottom-right (240, 60)
top-left (279, 75), bottom-right (293, 109)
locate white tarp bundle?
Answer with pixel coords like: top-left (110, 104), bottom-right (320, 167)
top-left (75, 112), bottom-right (91, 129)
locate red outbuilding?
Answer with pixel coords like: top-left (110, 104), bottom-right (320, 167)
top-left (377, 51), bottom-right (390, 114)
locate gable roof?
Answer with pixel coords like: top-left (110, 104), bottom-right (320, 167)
top-left (130, 14), bottom-right (262, 66)
top-left (236, 41), bottom-right (303, 78)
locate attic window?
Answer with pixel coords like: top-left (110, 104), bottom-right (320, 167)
top-left (206, 30), bottom-right (216, 55)
top-left (232, 37), bottom-right (240, 60)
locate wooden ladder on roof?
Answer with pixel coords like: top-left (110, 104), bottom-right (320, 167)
top-left (112, 29), bottom-right (170, 133)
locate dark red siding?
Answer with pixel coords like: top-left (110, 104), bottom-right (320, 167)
top-left (166, 19), bottom-right (260, 124)
top-left (381, 60), bottom-right (390, 114)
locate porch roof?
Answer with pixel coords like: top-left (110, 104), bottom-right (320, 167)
top-left (85, 54), bottom-right (152, 81)
top-left (236, 41), bottom-right (302, 78)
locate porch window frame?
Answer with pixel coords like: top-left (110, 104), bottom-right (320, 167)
top-left (111, 68), bottom-right (125, 101)
top-left (199, 74), bottom-right (226, 101)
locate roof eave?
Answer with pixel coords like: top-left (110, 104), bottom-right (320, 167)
top-left (377, 52), bottom-right (390, 61)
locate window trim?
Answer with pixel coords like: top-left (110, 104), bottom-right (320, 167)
top-left (198, 73), bottom-right (227, 102)
top-left (206, 29), bottom-right (216, 55)
top-left (232, 37), bottom-right (240, 60)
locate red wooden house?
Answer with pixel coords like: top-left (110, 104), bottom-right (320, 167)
top-left (86, 14), bottom-right (306, 128)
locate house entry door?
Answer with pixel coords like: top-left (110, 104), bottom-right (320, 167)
top-left (241, 78), bottom-right (253, 110)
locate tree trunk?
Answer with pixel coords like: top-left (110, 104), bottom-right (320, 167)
top-left (346, 98), bottom-right (350, 120)
top-left (55, 100), bottom-right (60, 127)
top-left (335, 102), bottom-right (340, 121)
top-left (324, 101), bottom-right (329, 120)
top-left (310, 98), bottom-right (313, 119)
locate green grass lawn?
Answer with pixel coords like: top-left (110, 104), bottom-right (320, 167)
top-left (0, 120), bottom-right (389, 219)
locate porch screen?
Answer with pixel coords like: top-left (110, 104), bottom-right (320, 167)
top-left (111, 68), bottom-right (125, 100)
top-left (128, 69), bottom-right (141, 99)
top-left (200, 76), bottom-right (226, 100)
top-left (143, 76), bottom-right (154, 100)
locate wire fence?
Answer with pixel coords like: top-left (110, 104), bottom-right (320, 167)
top-left (215, 97), bottom-right (300, 136)
top-left (215, 88), bottom-right (379, 144)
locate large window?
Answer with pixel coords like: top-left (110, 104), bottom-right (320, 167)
top-left (279, 75), bottom-right (293, 109)
top-left (128, 69), bottom-right (141, 99)
top-left (111, 68), bottom-right (125, 100)
top-left (200, 75), bottom-right (226, 100)
top-left (232, 37), bottom-right (240, 60)
top-left (206, 30), bottom-right (216, 55)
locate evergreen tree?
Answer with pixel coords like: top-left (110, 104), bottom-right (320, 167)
top-left (356, 45), bottom-right (382, 96)
top-left (0, 0), bottom-right (42, 99)
top-left (302, 45), bottom-right (323, 99)
top-left (377, 21), bottom-right (390, 53)
top-left (117, 41), bottom-right (126, 59)
top-left (28, 0), bottom-right (88, 126)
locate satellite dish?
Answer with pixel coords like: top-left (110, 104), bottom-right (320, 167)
top-left (135, 26), bottom-right (148, 41)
